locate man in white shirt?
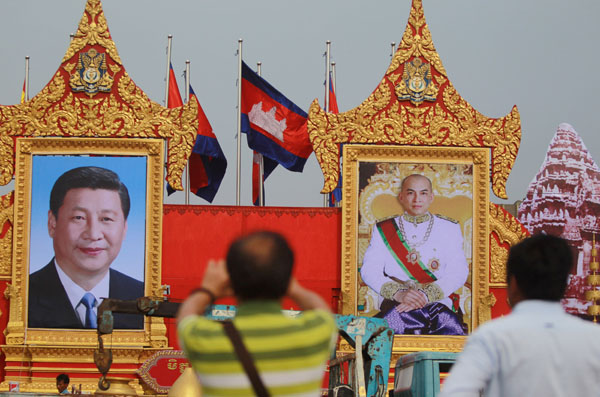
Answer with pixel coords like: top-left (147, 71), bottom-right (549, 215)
top-left (440, 234), bottom-right (600, 396)
top-left (28, 166), bottom-right (144, 329)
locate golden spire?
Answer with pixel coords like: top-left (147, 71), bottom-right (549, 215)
top-left (586, 233), bottom-right (600, 322)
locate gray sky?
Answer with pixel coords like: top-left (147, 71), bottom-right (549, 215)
top-left (0, 0), bottom-right (598, 207)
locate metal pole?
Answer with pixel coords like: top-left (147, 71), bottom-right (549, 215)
top-left (24, 56), bottom-right (30, 102)
top-left (256, 62), bottom-right (264, 207)
top-left (184, 60), bottom-right (191, 205)
top-left (390, 41), bottom-right (396, 59)
top-left (185, 61), bottom-right (190, 103)
top-left (325, 40), bottom-right (331, 113)
top-left (164, 35), bottom-right (173, 107)
top-left (236, 39), bottom-right (243, 206)
top-left (324, 41), bottom-right (331, 207)
top-left (164, 35), bottom-right (173, 201)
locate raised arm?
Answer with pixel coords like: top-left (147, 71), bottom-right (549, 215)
top-left (176, 259), bottom-right (232, 325)
top-left (286, 278), bottom-right (331, 312)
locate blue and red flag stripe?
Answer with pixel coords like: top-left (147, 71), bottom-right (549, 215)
top-left (252, 152), bottom-right (278, 206)
top-left (328, 73), bottom-right (339, 114)
top-left (187, 86), bottom-right (227, 202)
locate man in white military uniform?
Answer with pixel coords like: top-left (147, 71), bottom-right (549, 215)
top-left (361, 174), bottom-right (469, 335)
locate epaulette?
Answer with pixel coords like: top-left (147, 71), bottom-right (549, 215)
top-left (434, 213), bottom-right (459, 224)
top-left (375, 214), bottom-right (399, 225)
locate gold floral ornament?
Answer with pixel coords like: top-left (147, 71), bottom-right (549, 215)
top-left (0, 0), bottom-right (198, 191)
top-left (307, 0), bottom-right (521, 199)
top-left (489, 203), bottom-right (529, 286)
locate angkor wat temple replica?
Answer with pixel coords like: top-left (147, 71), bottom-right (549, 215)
top-left (518, 123), bottom-right (600, 315)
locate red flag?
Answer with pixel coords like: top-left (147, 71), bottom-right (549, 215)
top-left (252, 151), bottom-right (261, 205)
top-left (167, 63), bottom-right (183, 108)
top-left (328, 73), bottom-right (339, 113)
top-left (328, 72), bottom-right (341, 207)
top-left (252, 151), bottom-right (277, 206)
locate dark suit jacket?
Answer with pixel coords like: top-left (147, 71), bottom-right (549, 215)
top-left (28, 260), bottom-right (144, 329)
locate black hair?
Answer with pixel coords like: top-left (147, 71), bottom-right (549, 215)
top-left (506, 234), bottom-right (572, 301)
top-left (226, 231), bottom-right (294, 301)
top-left (56, 373), bottom-right (69, 384)
top-left (49, 166), bottom-right (130, 219)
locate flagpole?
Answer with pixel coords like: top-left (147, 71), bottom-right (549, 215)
top-left (164, 35), bottom-right (173, 201)
top-left (164, 35), bottom-right (173, 106)
top-left (331, 61), bottom-right (336, 97)
top-left (184, 60), bottom-right (191, 205)
top-left (236, 39), bottom-right (243, 206)
top-left (256, 62), bottom-right (265, 207)
top-left (24, 56), bottom-right (30, 102)
top-left (325, 40), bottom-right (331, 113)
top-left (323, 40), bottom-right (331, 207)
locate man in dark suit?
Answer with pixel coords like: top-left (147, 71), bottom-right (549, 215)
top-left (28, 166), bottom-right (144, 329)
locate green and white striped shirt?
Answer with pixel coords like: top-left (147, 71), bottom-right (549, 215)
top-left (178, 301), bottom-right (337, 397)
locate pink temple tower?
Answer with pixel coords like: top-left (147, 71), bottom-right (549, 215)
top-left (518, 123), bottom-right (600, 315)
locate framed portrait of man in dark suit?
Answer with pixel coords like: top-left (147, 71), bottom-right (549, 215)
top-left (28, 156), bottom-right (146, 329)
top-left (7, 138), bottom-right (164, 347)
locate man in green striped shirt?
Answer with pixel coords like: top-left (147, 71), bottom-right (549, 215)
top-left (177, 231), bottom-right (337, 396)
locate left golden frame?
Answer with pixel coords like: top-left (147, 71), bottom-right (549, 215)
top-left (6, 137), bottom-right (164, 348)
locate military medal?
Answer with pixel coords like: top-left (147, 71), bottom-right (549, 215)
top-left (406, 249), bottom-right (420, 264)
top-left (428, 259), bottom-right (440, 271)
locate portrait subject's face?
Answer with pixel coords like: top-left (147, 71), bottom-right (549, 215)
top-left (398, 175), bottom-right (434, 216)
top-left (48, 187), bottom-right (127, 280)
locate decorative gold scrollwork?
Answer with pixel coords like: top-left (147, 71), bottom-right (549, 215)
top-left (307, 0), bottom-right (521, 200)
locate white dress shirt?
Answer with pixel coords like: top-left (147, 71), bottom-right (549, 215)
top-left (54, 260), bottom-right (109, 327)
top-left (440, 300), bottom-right (600, 397)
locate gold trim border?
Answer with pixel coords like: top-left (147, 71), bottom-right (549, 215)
top-left (489, 203), bottom-right (529, 288)
top-left (6, 137), bottom-right (166, 348)
top-left (306, 0), bottom-right (521, 200)
top-left (341, 144), bottom-right (490, 353)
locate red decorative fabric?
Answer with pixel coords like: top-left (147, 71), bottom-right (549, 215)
top-left (162, 205), bottom-right (341, 348)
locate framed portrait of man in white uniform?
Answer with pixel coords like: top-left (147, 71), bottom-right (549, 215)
top-left (340, 145), bottom-right (490, 353)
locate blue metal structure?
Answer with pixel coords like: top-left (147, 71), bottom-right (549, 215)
top-left (390, 351), bottom-right (458, 397)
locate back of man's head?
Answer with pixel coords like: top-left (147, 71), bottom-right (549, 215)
top-left (506, 234), bottom-right (572, 301)
top-left (226, 231), bottom-right (294, 301)
top-left (50, 166), bottom-right (130, 219)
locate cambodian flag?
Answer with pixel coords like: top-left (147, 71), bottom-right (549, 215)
top-left (241, 61), bottom-right (312, 175)
top-left (167, 63), bottom-right (183, 108)
top-left (328, 73), bottom-right (339, 114)
top-left (252, 152), bottom-right (278, 206)
top-left (165, 63), bottom-right (184, 195)
top-left (186, 86), bottom-right (227, 202)
top-left (327, 73), bottom-right (341, 206)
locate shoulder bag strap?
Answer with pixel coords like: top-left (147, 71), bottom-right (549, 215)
top-left (221, 320), bottom-right (270, 397)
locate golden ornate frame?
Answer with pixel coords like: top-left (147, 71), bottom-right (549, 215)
top-left (307, 0), bottom-right (520, 201)
top-left (0, 0), bottom-right (198, 192)
top-left (6, 138), bottom-right (165, 348)
top-left (341, 145), bottom-right (489, 353)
